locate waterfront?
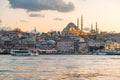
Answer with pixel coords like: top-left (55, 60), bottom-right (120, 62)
top-left (0, 55), bottom-right (120, 80)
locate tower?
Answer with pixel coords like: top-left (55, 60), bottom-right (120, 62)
top-left (34, 27), bottom-right (36, 35)
top-left (81, 16), bottom-right (83, 32)
top-left (96, 22), bottom-right (98, 34)
top-left (91, 24), bottom-right (93, 32)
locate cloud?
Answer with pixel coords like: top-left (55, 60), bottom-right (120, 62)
top-left (82, 0), bottom-right (87, 1)
top-left (20, 20), bottom-right (27, 22)
top-left (54, 18), bottom-right (63, 21)
top-left (8, 0), bottom-right (74, 12)
top-left (29, 13), bottom-right (45, 17)
top-left (77, 0), bottom-right (87, 2)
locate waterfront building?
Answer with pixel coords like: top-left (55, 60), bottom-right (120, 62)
top-left (105, 40), bottom-right (120, 50)
top-left (57, 39), bottom-right (74, 54)
top-left (57, 36), bottom-right (89, 54)
top-left (74, 37), bottom-right (89, 54)
top-left (78, 38), bottom-right (89, 54)
top-left (39, 39), bottom-right (56, 50)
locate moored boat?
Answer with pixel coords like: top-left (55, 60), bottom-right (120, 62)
top-left (92, 50), bottom-right (120, 55)
top-left (10, 49), bottom-right (31, 56)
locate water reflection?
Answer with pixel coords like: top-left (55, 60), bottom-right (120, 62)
top-left (0, 55), bottom-right (120, 80)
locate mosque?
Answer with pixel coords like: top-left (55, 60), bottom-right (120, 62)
top-left (62, 16), bottom-right (87, 36)
top-left (62, 16), bottom-right (99, 36)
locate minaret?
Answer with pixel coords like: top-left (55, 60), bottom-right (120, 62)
top-left (77, 18), bottom-right (79, 28)
top-left (91, 24), bottom-right (93, 32)
top-left (81, 16), bottom-right (83, 32)
top-left (96, 22), bottom-right (98, 34)
top-left (34, 27), bottom-right (36, 34)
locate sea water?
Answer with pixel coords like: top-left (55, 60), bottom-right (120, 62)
top-left (0, 55), bottom-right (120, 80)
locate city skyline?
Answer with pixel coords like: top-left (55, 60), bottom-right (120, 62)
top-left (0, 0), bottom-right (120, 32)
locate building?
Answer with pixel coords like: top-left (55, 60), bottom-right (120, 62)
top-left (57, 39), bottom-right (74, 54)
top-left (78, 38), bottom-right (89, 54)
top-left (62, 22), bottom-right (80, 36)
top-left (62, 16), bottom-right (88, 36)
top-left (57, 36), bottom-right (89, 54)
top-left (105, 40), bottom-right (120, 50)
top-left (74, 37), bottom-right (89, 54)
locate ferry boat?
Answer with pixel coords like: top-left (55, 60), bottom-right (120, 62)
top-left (10, 49), bottom-right (31, 56)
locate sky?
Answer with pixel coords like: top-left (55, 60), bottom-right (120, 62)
top-left (0, 0), bottom-right (120, 33)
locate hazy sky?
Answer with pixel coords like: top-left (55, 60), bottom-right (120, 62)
top-left (0, 0), bottom-right (120, 32)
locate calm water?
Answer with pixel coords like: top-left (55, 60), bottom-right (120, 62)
top-left (0, 55), bottom-right (120, 80)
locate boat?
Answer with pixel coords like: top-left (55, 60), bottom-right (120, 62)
top-left (92, 49), bottom-right (120, 55)
top-left (92, 50), bottom-right (106, 55)
top-left (10, 49), bottom-right (31, 56)
top-left (105, 50), bottom-right (116, 55)
top-left (30, 49), bottom-right (39, 56)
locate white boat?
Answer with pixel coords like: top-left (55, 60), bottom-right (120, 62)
top-left (10, 49), bottom-right (31, 56)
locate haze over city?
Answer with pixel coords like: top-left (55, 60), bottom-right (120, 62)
top-left (0, 0), bottom-right (120, 32)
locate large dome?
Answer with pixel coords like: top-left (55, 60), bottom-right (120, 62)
top-left (62, 22), bottom-right (80, 36)
top-left (62, 22), bottom-right (79, 32)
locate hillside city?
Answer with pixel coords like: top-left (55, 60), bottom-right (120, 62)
top-left (0, 17), bottom-right (120, 55)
